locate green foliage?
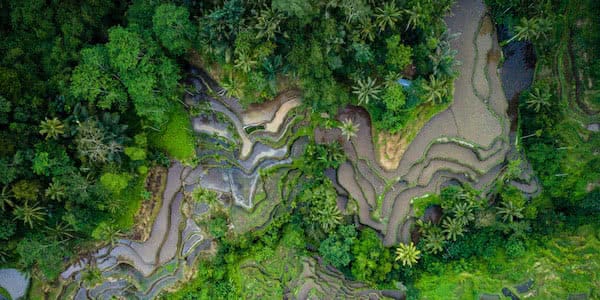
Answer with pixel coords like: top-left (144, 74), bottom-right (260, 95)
top-left (382, 84), bottom-right (407, 112)
top-left (319, 225), bottom-right (357, 268)
top-left (150, 105), bottom-right (196, 161)
top-left (152, 4), bottom-right (194, 55)
top-left (124, 146), bottom-right (147, 161)
top-left (297, 179), bottom-right (342, 233)
top-left (100, 172), bottom-right (132, 195)
top-left (351, 228), bottom-right (393, 283)
top-left (412, 194), bottom-right (441, 217)
top-left (385, 35), bottom-right (413, 72)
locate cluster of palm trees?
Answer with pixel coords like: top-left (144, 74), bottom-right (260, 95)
top-left (1, 186), bottom-right (46, 229)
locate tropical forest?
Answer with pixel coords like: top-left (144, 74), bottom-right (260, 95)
top-left (0, 0), bottom-right (598, 299)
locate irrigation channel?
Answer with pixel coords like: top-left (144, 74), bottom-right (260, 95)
top-left (0, 0), bottom-right (537, 298)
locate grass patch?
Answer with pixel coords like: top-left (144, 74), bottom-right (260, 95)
top-left (150, 104), bottom-right (196, 161)
top-left (115, 175), bottom-right (147, 230)
top-left (413, 224), bottom-right (600, 299)
top-left (0, 286), bottom-right (11, 300)
top-left (411, 194), bottom-right (441, 218)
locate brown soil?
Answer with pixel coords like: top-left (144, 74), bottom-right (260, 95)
top-left (130, 166), bottom-right (168, 241)
top-left (376, 131), bottom-right (409, 171)
top-left (479, 16), bottom-right (494, 36)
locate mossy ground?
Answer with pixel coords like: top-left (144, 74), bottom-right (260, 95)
top-left (150, 105), bottom-right (196, 161)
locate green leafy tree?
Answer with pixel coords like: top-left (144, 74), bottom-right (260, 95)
top-left (39, 117), bottom-right (65, 140)
top-left (0, 96), bottom-right (11, 125)
top-left (352, 77), bottom-right (382, 105)
top-left (70, 46), bottom-right (128, 110)
top-left (152, 4), bottom-right (194, 55)
top-left (319, 225), bottom-right (357, 268)
top-left (351, 228), bottom-right (393, 283)
top-left (382, 84), bottom-right (407, 112)
top-left (32, 152), bottom-right (51, 176)
top-left (100, 172), bottom-right (132, 195)
top-left (386, 35), bottom-right (413, 72)
top-left (11, 180), bottom-right (40, 202)
top-left (395, 242), bottom-right (421, 267)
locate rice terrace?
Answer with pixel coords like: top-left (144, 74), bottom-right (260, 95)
top-left (0, 0), bottom-right (598, 299)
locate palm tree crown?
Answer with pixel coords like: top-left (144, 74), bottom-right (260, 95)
top-left (422, 75), bottom-right (449, 104)
top-left (375, 2), bottom-right (402, 32)
top-left (525, 87), bottom-right (551, 112)
top-left (395, 242), bottom-right (421, 267)
top-left (39, 117), bottom-right (65, 140)
top-left (442, 216), bottom-right (466, 241)
top-left (352, 77), bottom-right (382, 105)
top-left (339, 118), bottom-right (360, 141)
top-left (497, 201), bottom-right (524, 223)
top-left (13, 201), bottom-right (46, 228)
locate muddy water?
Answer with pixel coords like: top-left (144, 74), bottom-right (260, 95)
top-left (497, 26), bottom-right (536, 131)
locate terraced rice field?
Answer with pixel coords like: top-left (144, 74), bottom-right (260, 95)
top-left (21, 0), bottom-right (542, 298)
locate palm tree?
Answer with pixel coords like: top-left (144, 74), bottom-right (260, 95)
top-left (255, 8), bottom-right (284, 41)
top-left (359, 18), bottom-right (376, 42)
top-left (315, 202), bottom-right (343, 233)
top-left (234, 51), bottom-right (258, 73)
top-left (338, 118), bottom-right (360, 141)
top-left (497, 201), bottom-right (524, 223)
top-left (525, 87), bottom-right (551, 112)
top-left (423, 229), bottom-right (445, 254)
top-left (45, 181), bottom-right (66, 202)
top-left (45, 221), bottom-right (75, 242)
top-left (0, 186), bottom-right (13, 211)
top-left (384, 71), bottom-right (402, 88)
top-left (451, 202), bottom-right (475, 225)
top-left (93, 223), bottom-right (123, 247)
top-left (352, 77), bottom-right (382, 105)
top-left (220, 75), bottom-right (244, 98)
top-left (395, 242), bottom-right (421, 267)
top-left (503, 17), bottom-right (552, 45)
top-left (39, 117), bottom-right (65, 140)
top-left (404, 3), bottom-right (426, 30)
top-left (374, 2), bottom-right (402, 32)
top-left (442, 217), bottom-right (466, 241)
top-left (13, 201), bottom-right (46, 228)
top-left (422, 75), bottom-right (449, 104)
